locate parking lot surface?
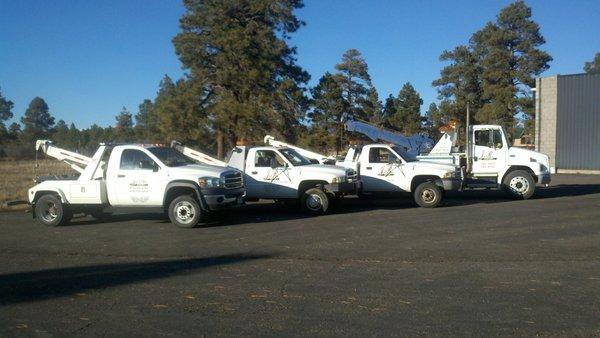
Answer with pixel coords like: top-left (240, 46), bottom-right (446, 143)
top-left (1, 174), bottom-right (600, 336)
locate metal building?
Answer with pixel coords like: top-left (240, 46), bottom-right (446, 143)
top-left (535, 73), bottom-right (600, 173)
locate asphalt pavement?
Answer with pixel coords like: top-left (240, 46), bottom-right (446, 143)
top-left (1, 174), bottom-right (599, 336)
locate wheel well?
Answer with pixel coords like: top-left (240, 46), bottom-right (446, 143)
top-left (297, 180), bottom-right (328, 197)
top-left (503, 166), bottom-right (537, 183)
top-left (33, 190), bottom-right (62, 204)
top-left (163, 186), bottom-right (198, 209)
top-left (410, 175), bottom-right (440, 192)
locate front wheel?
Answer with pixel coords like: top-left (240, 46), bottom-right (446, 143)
top-left (168, 195), bottom-right (202, 228)
top-left (414, 181), bottom-right (442, 208)
top-left (503, 170), bottom-right (535, 200)
top-left (35, 194), bottom-right (71, 226)
top-left (301, 188), bottom-right (330, 214)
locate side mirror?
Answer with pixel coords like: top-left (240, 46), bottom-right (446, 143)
top-left (153, 162), bottom-right (160, 172)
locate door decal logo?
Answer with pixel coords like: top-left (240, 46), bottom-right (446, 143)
top-left (129, 180), bottom-right (149, 193)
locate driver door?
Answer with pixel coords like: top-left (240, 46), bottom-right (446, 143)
top-left (361, 146), bottom-right (402, 192)
top-left (472, 128), bottom-right (507, 175)
top-left (245, 150), bottom-right (294, 198)
top-left (108, 148), bottom-right (165, 206)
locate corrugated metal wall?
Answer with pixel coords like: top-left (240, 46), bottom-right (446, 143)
top-left (556, 74), bottom-right (600, 170)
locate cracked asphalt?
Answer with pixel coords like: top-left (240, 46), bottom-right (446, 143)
top-left (1, 174), bottom-right (600, 336)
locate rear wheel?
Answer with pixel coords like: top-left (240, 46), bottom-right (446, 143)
top-left (168, 195), bottom-right (202, 228)
top-left (414, 181), bottom-right (442, 208)
top-left (301, 188), bottom-right (330, 214)
top-left (503, 170), bottom-right (535, 200)
top-left (35, 194), bottom-right (70, 226)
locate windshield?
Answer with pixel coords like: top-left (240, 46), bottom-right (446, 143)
top-left (279, 148), bottom-right (312, 166)
top-left (392, 146), bottom-right (417, 162)
top-left (148, 147), bottom-right (196, 167)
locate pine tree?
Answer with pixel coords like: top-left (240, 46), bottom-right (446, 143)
top-left (115, 106), bottom-right (134, 142)
top-left (471, 0), bottom-right (551, 135)
top-left (135, 99), bottom-right (155, 141)
top-left (172, 0), bottom-right (309, 157)
top-left (21, 97), bottom-right (55, 141)
top-left (381, 94), bottom-right (396, 126)
top-left (304, 72), bottom-right (348, 153)
top-left (432, 45), bottom-right (482, 126)
top-left (0, 88), bottom-right (14, 140)
top-left (334, 49), bottom-right (373, 121)
top-left (583, 52), bottom-right (600, 74)
top-left (52, 120), bottom-right (70, 146)
top-left (363, 87), bottom-right (383, 125)
top-left (387, 82), bottom-right (423, 135)
top-left (424, 103), bottom-right (444, 139)
top-left (8, 122), bottom-right (21, 140)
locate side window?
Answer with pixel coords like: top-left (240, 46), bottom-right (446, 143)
top-left (492, 129), bottom-right (504, 149)
top-left (254, 150), bottom-right (285, 168)
top-left (474, 130), bottom-right (491, 148)
top-left (368, 147), bottom-right (395, 163)
top-left (120, 149), bottom-right (155, 170)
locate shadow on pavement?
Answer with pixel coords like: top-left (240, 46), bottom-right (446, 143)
top-left (0, 253), bottom-right (274, 305)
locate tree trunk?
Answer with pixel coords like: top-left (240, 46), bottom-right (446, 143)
top-left (216, 129), bottom-right (224, 160)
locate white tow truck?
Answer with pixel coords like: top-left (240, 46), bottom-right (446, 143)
top-left (29, 140), bottom-right (244, 228)
top-left (343, 115), bottom-right (551, 199)
top-left (171, 141), bottom-right (359, 214)
top-left (263, 136), bottom-right (462, 208)
top-left (419, 120), bottom-right (551, 199)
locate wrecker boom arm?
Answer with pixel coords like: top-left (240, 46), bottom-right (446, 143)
top-left (343, 117), bottom-right (434, 156)
top-left (170, 140), bottom-right (228, 167)
top-left (36, 140), bottom-right (92, 174)
top-left (263, 135), bottom-right (335, 164)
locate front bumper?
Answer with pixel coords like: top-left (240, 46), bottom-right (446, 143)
top-left (441, 178), bottom-right (462, 191)
top-left (538, 172), bottom-right (551, 185)
top-left (201, 187), bottom-right (245, 211)
top-left (324, 181), bottom-right (360, 194)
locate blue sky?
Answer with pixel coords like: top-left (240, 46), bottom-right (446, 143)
top-left (1, 0), bottom-right (599, 128)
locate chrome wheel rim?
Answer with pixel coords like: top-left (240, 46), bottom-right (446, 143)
top-left (42, 201), bottom-right (59, 222)
top-left (421, 188), bottom-right (436, 204)
top-left (175, 201), bottom-right (195, 224)
top-left (306, 194), bottom-right (323, 211)
top-left (509, 176), bottom-right (529, 195)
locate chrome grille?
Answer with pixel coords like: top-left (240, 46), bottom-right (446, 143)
top-left (346, 169), bottom-right (358, 182)
top-left (221, 170), bottom-right (243, 189)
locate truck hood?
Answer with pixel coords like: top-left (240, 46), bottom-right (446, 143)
top-left (508, 147), bottom-right (550, 171)
top-left (167, 164), bottom-right (233, 178)
top-left (408, 160), bottom-right (458, 173)
top-left (297, 164), bottom-right (349, 177)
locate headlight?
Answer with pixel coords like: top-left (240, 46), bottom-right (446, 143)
top-left (198, 176), bottom-right (221, 188)
top-left (331, 176), bottom-right (347, 184)
top-left (443, 171), bottom-right (458, 179)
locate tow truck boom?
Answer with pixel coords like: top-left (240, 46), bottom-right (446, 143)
top-left (263, 135), bottom-right (335, 164)
top-left (170, 140), bottom-right (228, 167)
top-left (36, 140), bottom-right (92, 174)
top-left (343, 116), bottom-right (434, 156)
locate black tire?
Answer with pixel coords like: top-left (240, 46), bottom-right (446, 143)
top-left (301, 188), bottom-right (330, 214)
top-left (502, 170), bottom-right (535, 200)
top-left (35, 194), bottom-right (70, 226)
top-left (168, 195), bottom-right (202, 228)
top-left (414, 181), bottom-right (442, 208)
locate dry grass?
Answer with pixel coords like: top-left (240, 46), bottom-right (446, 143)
top-left (0, 159), bottom-right (77, 211)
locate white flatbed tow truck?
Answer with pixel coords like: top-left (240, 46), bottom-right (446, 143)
top-left (28, 140), bottom-right (244, 228)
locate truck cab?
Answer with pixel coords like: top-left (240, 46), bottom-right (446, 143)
top-left (420, 123), bottom-right (551, 199)
top-left (338, 144), bottom-right (462, 207)
top-left (470, 125), bottom-right (551, 190)
top-left (227, 145), bottom-right (358, 213)
top-left (29, 141), bottom-right (244, 228)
